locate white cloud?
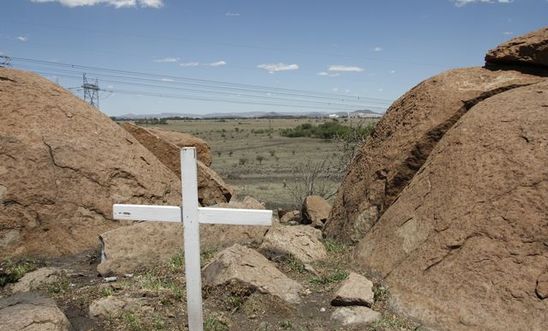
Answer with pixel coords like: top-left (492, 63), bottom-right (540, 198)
top-left (17, 36), bottom-right (28, 42)
top-left (257, 63), bottom-right (299, 73)
top-left (503, 31), bottom-right (513, 35)
top-left (208, 60), bottom-right (226, 67)
top-left (154, 57), bottom-right (179, 63)
top-left (30, 0), bottom-right (163, 8)
top-left (328, 65), bottom-right (364, 73)
top-left (225, 11), bottom-right (240, 16)
top-left (179, 62), bottom-right (200, 67)
top-left (389, 70), bottom-right (396, 74)
top-left (317, 71), bottom-right (340, 77)
top-left (160, 78), bottom-right (174, 82)
top-left (452, 0), bottom-right (512, 7)
top-left (373, 47), bottom-right (383, 52)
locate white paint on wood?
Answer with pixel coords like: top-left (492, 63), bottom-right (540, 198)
top-left (111, 147), bottom-right (272, 331)
top-left (113, 204), bottom-right (181, 222)
top-left (198, 207), bottom-right (272, 225)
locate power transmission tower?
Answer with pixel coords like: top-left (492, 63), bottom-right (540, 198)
top-left (82, 73), bottom-right (100, 108)
top-left (0, 55), bottom-right (11, 67)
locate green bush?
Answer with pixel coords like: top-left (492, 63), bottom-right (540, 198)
top-left (280, 121), bottom-right (373, 140)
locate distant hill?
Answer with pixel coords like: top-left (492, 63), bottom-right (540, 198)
top-left (114, 109), bottom-right (382, 120)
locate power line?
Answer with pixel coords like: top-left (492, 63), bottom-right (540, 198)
top-left (10, 57), bottom-right (391, 103)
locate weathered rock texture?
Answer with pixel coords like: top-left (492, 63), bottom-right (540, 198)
top-left (203, 244), bottom-right (303, 304)
top-left (331, 272), bottom-right (374, 307)
top-left (10, 267), bottom-right (62, 293)
top-left (0, 292), bottom-right (71, 331)
top-left (301, 195), bottom-right (331, 228)
top-left (325, 67), bottom-right (542, 243)
top-left (147, 126), bottom-right (212, 166)
top-left (89, 295), bottom-right (153, 319)
top-left (486, 27), bottom-right (548, 69)
top-left (0, 68), bottom-right (180, 258)
top-left (354, 81), bottom-right (548, 330)
top-left (259, 225), bottom-right (327, 263)
top-left (331, 306), bottom-right (381, 327)
top-left (121, 123), bottom-right (232, 205)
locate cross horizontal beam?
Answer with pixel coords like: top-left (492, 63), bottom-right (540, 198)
top-left (113, 204), bottom-right (272, 226)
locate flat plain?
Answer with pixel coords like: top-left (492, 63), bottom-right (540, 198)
top-left (140, 118), bottom-right (377, 209)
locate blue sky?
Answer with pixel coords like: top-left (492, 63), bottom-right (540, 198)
top-left (1, 0), bottom-right (546, 116)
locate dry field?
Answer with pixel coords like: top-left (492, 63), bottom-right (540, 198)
top-left (142, 118), bottom-right (377, 209)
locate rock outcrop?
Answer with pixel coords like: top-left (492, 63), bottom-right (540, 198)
top-left (121, 123), bottom-right (232, 205)
top-left (0, 68), bottom-right (181, 258)
top-left (324, 67), bottom-right (542, 243)
top-left (10, 267), bottom-right (62, 293)
top-left (0, 292), bottom-right (71, 331)
top-left (331, 272), bottom-right (374, 307)
top-left (203, 244), bottom-right (303, 304)
top-left (259, 225), bottom-right (327, 263)
top-left (147, 126), bottom-right (212, 166)
top-left (326, 29), bottom-right (548, 331)
top-left (485, 27), bottom-right (548, 69)
top-left (354, 81), bottom-right (548, 331)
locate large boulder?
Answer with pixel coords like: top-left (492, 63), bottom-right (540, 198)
top-left (485, 27), bottom-right (548, 69)
top-left (203, 244), bottom-right (303, 304)
top-left (0, 68), bottom-right (181, 258)
top-left (10, 267), bottom-right (62, 293)
top-left (0, 292), bottom-right (71, 331)
top-left (121, 123), bottom-right (232, 205)
top-left (259, 225), bottom-right (327, 263)
top-left (354, 81), bottom-right (548, 331)
top-left (324, 67), bottom-right (542, 243)
top-left (147, 127), bottom-right (212, 166)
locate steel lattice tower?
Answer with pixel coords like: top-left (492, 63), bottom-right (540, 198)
top-left (82, 73), bottom-right (100, 108)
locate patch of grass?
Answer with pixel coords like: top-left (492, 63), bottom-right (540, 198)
top-left (137, 271), bottom-right (184, 300)
top-left (200, 248), bottom-right (217, 267)
top-left (47, 276), bottom-right (70, 294)
top-left (100, 286), bottom-right (114, 297)
top-left (122, 312), bottom-right (144, 331)
top-left (368, 314), bottom-right (414, 331)
top-left (373, 285), bottom-right (389, 303)
top-left (204, 315), bottom-right (229, 331)
top-left (168, 253), bottom-right (184, 273)
top-left (310, 269), bottom-right (348, 285)
top-left (322, 239), bottom-right (347, 254)
top-left (280, 255), bottom-right (305, 273)
top-left (0, 259), bottom-right (38, 287)
top-left (152, 316), bottom-right (167, 330)
top-left (279, 320), bottom-right (293, 329)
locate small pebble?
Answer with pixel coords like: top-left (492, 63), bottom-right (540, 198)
top-left (320, 307), bottom-right (326, 312)
top-left (104, 276), bottom-right (118, 282)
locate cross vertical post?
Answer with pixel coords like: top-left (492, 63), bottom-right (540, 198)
top-left (181, 148), bottom-right (203, 331)
top-left (111, 147), bottom-right (272, 330)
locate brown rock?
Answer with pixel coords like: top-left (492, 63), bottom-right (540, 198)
top-left (121, 122), bottom-right (233, 206)
top-left (325, 67), bottom-right (542, 243)
top-left (331, 306), bottom-right (381, 327)
top-left (301, 196), bottom-right (331, 228)
top-left (203, 244), bottom-right (303, 304)
top-left (216, 196), bottom-right (265, 210)
top-left (259, 225), bottom-right (327, 263)
top-left (485, 27), bottom-right (548, 69)
top-left (0, 292), bottom-right (71, 331)
top-left (354, 82), bottom-right (548, 331)
top-left (331, 272), bottom-right (374, 307)
top-left (10, 267), bottom-right (62, 293)
top-left (0, 68), bottom-right (181, 258)
top-left (148, 127), bottom-right (212, 166)
top-left (280, 210), bottom-right (300, 224)
top-left (536, 272), bottom-right (548, 300)
top-left (88, 296), bottom-right (153, 319)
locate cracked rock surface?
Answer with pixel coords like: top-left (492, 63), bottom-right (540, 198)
top-left (324, 67), bottom-right (542, 243)
top-left (0, 68), bottom-right (181, 258)
top-left (355, 81), bottom-right (548, 330)
top-left (0, 292), bottom-right (71, 331)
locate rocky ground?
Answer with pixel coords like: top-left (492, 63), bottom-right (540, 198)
top-left (0, 219), bottom-right (423, 331)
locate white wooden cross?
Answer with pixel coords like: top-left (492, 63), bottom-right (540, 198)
top-left (112, 147), bottom-right (272, 331)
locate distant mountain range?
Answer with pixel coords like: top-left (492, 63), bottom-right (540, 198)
top-left (114, 109), bottom-right (382, 120)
